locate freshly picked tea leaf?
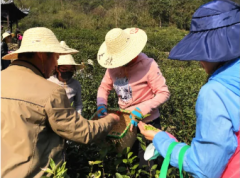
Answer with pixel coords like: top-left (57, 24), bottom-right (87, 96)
top-left (143, 114), bottom-right (151, 119)
top-left (144, 125), bottom-right (159, 131)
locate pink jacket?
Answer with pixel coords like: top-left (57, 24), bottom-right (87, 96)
top-left (97, 53), bottom-right (170, 122)
top-left (17, 34), bottom-right (23, 40)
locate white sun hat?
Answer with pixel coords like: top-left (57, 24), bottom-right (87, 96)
top-left (2, 32), bottom-right (11, 41)
top-left (2, 27), bottom-right (78, 60)
top-left (58, 41), bottom-right (84, 70)
top-left (97, 28), bottom-right (147, 69)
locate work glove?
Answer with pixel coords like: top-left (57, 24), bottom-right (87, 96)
top-left (97, 104), bottom-right (107, 118)
top-left (130, 107), bottom-right (143, 131)
top-left (144, 143), bottom-right (161, 161)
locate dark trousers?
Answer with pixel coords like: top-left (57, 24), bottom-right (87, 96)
top-left (131, 117), bottom-right (162, 177)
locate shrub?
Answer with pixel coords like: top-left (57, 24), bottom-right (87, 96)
top-left (52, 19), bottom-right (66, 29)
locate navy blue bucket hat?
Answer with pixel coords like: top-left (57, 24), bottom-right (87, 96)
top-left (169, 0), bottom-right (240, 62)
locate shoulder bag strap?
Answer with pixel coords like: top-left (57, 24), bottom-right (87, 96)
top-left (159, 142), bottom-right (179, 178)
top-left (178, 145), bottom-right (190, 178)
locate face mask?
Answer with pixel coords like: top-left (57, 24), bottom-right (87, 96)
top-left (60, 71), bottom-right (74, 81)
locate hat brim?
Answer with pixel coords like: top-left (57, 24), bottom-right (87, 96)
top-left (168, 23), bottom-right (240, 62)
top-left (58, 63), bottom-right (85, 70)
top-left (2, 34), bottom-right (11, 41)
top-left (2, 45), bottom-right (79, 60)
top-left (97, 28), bottom-right (147, 69)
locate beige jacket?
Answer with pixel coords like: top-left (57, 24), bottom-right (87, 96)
top-left (1, 60), bottom-right (115, 178)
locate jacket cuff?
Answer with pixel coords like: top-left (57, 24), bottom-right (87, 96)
top-left (153, 131), bottom-right (175, 157)
top-left (100, 114), bottom-right (116, 128)
top-left (97, 97), bottom-right (107, 106)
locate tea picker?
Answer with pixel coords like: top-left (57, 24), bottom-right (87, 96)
top-left (139, 0), bottom-right (240, 177)
top-left (1, 27), bottom-right (120, 178)
top-left (48, 41), bottom-right (85, 114)
top-left (96, 27), bottom-right (170, 172)
top-left (1, 32), bottom-right (12, 70)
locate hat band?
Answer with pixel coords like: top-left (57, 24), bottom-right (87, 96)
top-left (190, 8), bottom-right (240, 32)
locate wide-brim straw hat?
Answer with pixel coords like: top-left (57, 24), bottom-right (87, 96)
top-left (2, 32), bottom-right (11, 41)
top-left (168, 0), bottom-right (240, 62)
top-left (2, 27), bottom-right (78, 60)
top-left (58, 41), bottom-right (84, 70)
top-left (97, 28), bottom-right (147, 69)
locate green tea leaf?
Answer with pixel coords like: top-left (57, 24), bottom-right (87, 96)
top-left (130, 169), bottom-right (136, 175)
top-left (143, 114), bottom-right (151, 118)
top-left (129, 156), bottom-right (137, 163)
top-left (49, 159), bottom-right (56, 171)
top-left (41, 168), bottom-right (53, 174)
top-left (140, 143), bottom-right (146, 151)
top-left (141, 170), bottom-right (150, 175)
top-left (127, 152), bottom-right (133, 159)
top-left (115, 173), bottom-right (123, 178)
top-left (137, 136), bottom-right (143, 143)
top-left (145, 125), bottom-right (159, 131)
top-left (131, 163), bottom-right (139, 170)
top-left (151, 164), bottom-right (158, 170)
top-left (88, 160), bottom-right (102, 165)
top-left (126, 147), bottom-right (130, 154)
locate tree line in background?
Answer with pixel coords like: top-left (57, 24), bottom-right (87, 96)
top-left (13, 0), bottom-right (223, 31)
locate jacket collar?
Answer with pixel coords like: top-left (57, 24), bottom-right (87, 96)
top-left (10, 60), bottom-right (45, 78)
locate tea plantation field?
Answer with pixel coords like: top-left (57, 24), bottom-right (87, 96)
top-left (47, 27), bottom-right (207, 178)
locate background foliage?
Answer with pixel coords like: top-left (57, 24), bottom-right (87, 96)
top-left (7, 0), bottom-right (239, 177)
top-left (13, 0), bottom-right (240, 31)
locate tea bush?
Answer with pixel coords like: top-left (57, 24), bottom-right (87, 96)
top-left (41, 27), bottom-right (207, 178)
top-left (15, 0), bottom-right (240, 32)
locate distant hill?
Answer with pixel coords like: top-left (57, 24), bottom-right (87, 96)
top-left (13, 0), bottom-right (240, 31)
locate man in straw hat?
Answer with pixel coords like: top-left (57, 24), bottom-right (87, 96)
top-left (1, 27), bottom-right (120, 178)
top-left (139, 0), bottom-right (240, 177)
top-left (48, 41), bottom-right (85, 114)
top-left (1, 31), bottom-right (12, 70)
top-left (96, 27), bottom-right (170, 173)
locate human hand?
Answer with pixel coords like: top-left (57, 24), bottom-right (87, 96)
top-left (138, 121), bottom-right (162, 141)
top-left (108, 113), bottom-right (120, 123)
top-left (97, 104), bottom-right (107, 118)
top-left (129, 107), bottom-right (143, 132)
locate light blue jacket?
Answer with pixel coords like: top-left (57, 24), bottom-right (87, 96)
top-left (153, 58), bottom-right (240, 178)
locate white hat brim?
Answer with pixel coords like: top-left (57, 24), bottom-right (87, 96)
top-left (58, 63), bottom-right (85, 70)
top-left (97, 28), bottom-right (147, 69)
top-left (2, 34), bottom-right (11, 41)
top-left (57, 52), bottom-right (83, 70)
top-left (2, 45), bottom-right (78, 60)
